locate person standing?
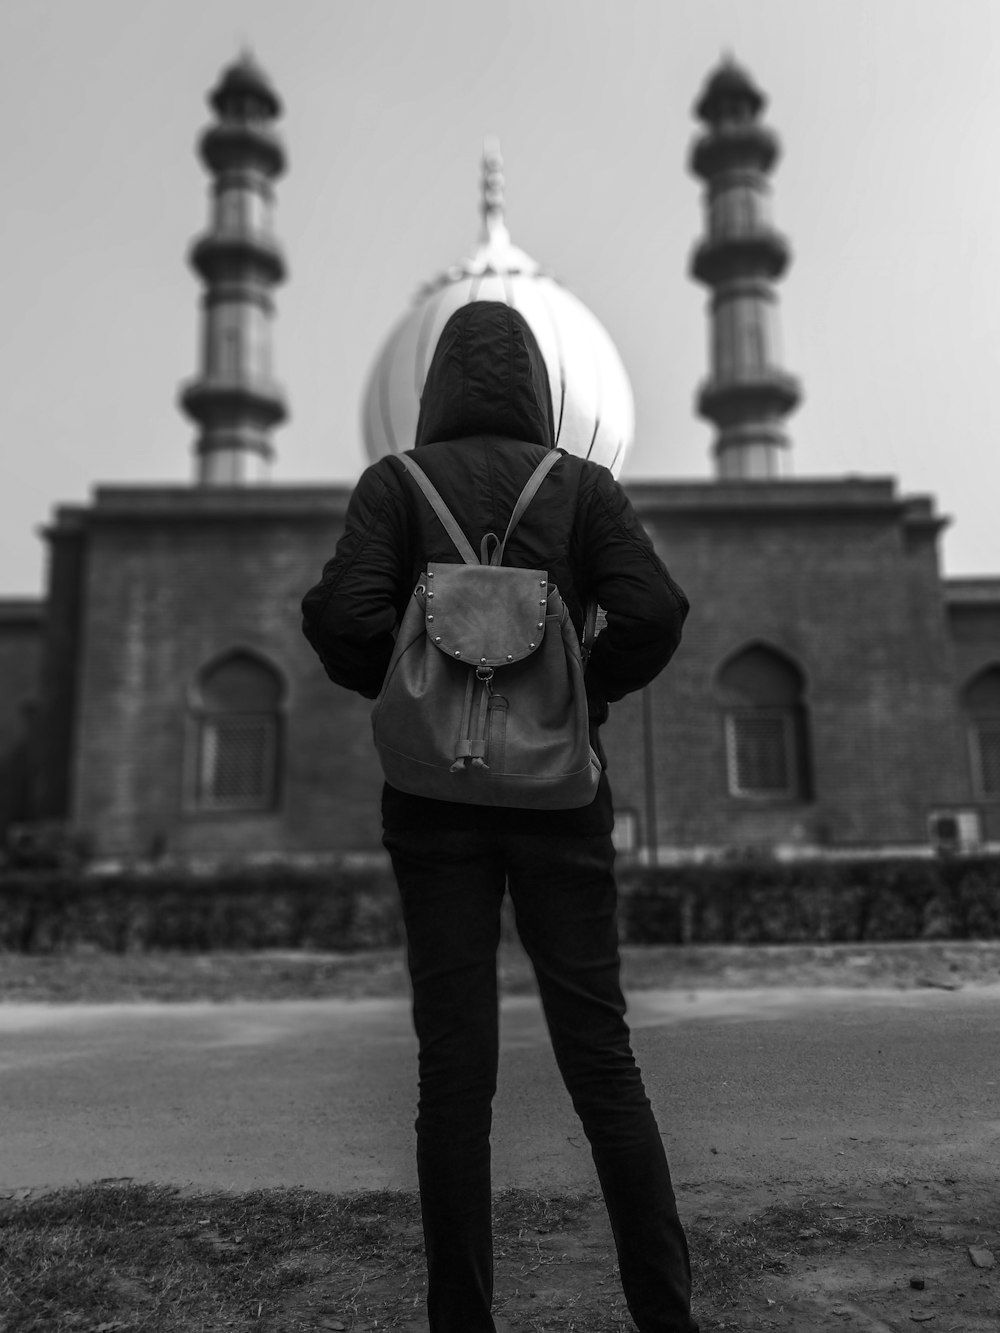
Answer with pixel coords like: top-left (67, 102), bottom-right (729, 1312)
top-left (302, 301), bottom-right (698, 1333)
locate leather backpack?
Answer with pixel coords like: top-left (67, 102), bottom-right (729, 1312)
top-left (371, 450), bottom-right (601, 809)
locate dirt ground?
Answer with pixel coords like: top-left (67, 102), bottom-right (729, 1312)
top-left (2, 937), bottom-right (999, 1004)
top-left (260, 1178), bottom-right (998, 1332)
top-left (2, 1175), bottom-right (995, 1332)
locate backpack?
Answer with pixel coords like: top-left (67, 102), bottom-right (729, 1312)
top-left (371, 450), bottom-right (601, 809)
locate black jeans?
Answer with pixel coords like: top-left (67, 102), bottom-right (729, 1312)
top-left (383, 825), bottom-right (698, 1333)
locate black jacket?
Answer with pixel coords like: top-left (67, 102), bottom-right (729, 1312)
top-left (302, 301), bottom-right (689, 832)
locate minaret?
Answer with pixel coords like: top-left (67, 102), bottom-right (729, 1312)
top-left (179, 52), bottom-right (288, 485)
top-left (689, 58), bottom-right (800, 479)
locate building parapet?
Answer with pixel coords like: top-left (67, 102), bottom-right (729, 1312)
top-left (944, 578), bottom-right (1000, 606)
top-left (623, 475), bottom-right (942, 520)
top-left (57, 485), bottom-right (354, 525)
top-left (0, 598), bottom-right (44, 625)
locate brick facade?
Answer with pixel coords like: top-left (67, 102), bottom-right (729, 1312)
top-left (944, 580), bottom-right (1000, 843)
top-left (0, 600), bottom-right (43, 828)
top-left (605, 479), bottom-right (976, 853)
top-left (54, 487), bottom-right (382, 860)
top-left (13, 473), bottom-right (1000, 861)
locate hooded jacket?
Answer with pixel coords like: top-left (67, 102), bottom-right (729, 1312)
top-left (301, 301), bottom-right (689, 832)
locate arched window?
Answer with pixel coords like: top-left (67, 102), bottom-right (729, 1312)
top-left (189, 652), bottom-right (284, 812)
top-left (717, 644), bottom-right (812, 801)
top-left (962, 666), bottom-right (1000, 798)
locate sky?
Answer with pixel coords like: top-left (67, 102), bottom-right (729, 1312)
top-left (1, 0), bottom-right (998, 596)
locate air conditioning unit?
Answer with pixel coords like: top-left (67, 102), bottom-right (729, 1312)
top-left (612, 809), bottom-right (639, 856)
top-left (927, 809), bottom-right (981, 853)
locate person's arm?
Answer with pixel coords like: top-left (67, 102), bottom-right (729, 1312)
top-left (580, 467), bottom-right (690, 717)
top-left (301, 462), bottom-right (409, 699)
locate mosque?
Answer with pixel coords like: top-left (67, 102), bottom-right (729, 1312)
top-left (1, 52), bottom-right (998, 865)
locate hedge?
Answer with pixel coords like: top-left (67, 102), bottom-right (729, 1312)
top-left (0, 855), bottom-right (998, 954)
top-left (617, 856), bottom-right (1000, 944)
top-left (0, 863), bottom-right (404, 954)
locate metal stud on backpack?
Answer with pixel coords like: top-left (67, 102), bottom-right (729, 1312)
top-left (371, 450), bottom-right (601, 809)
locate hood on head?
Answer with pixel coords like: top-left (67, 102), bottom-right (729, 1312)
top-left (414, 301), bottom-right (555, 450)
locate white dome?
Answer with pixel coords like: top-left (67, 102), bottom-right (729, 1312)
top-left (361, 146), bottom-right (635, 477)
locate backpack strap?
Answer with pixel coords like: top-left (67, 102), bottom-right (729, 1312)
top-left (397, 451), bottom-right (600, 663)
top-left (497, 451), bottom-right (599, 663)
top-left (396, 450), bottom-right (563, 568)
top-left (395, 456), bottom-right (479, 566)
top-left (495, 449), bottom-right (563, 564)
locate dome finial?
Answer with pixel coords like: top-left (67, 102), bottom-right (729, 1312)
top-left (480, 137), bottom-right (509, 246)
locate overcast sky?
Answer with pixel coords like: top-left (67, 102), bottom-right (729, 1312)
top-left (1, 0), bottom-right (998, 595)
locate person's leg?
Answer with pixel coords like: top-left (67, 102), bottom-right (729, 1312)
top-left (382, 825), bottom-right (506, 1333)
top-left (504, 831), bottom-right (698, 1333)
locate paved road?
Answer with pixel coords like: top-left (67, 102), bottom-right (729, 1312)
top-left (1, 986), bottom-right (998, 1196)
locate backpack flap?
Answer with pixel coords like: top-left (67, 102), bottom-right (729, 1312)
top-left (424, 562), bottom-right (549, 667)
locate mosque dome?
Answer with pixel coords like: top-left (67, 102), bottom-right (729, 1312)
top-left (361, 144), bottom-right (635, 477)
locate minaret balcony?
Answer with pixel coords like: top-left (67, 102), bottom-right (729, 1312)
top-left (189, 231), bottom-right (287, 284)
top-left (179, 375), bottom-right (288, 428)
top-left (199, 121), bottom-right (286, 177)
top-left (690, 230), bottom-right (790, 284)
top-left (690, 122), bottom-right (779, 179)
top-left (696, 370), bottom-right (801, 427)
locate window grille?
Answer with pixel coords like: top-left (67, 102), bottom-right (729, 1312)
top-left (197, 714), bottom-right (278, 811)
top-left (972, 719), bottom-right (1000, 797)
top-left (726, 710), bottom-right (795, 798)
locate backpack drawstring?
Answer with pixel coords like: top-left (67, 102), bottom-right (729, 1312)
top-left (450, 666), bottom-right (494, 772)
